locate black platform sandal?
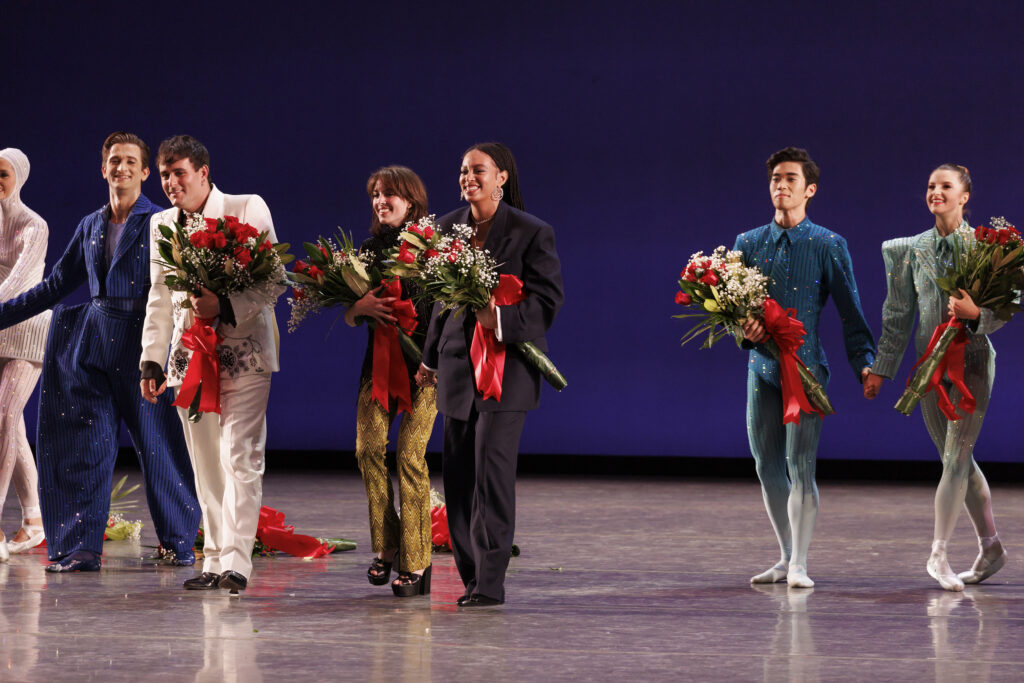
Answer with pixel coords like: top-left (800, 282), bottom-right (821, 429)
top-left (392, 565), bottom-right (432, 597)
top-left (367, 552), bottom-right (396, 586)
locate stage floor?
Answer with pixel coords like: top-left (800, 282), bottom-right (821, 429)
top-left (2, 471), bottom-right (1023, 681)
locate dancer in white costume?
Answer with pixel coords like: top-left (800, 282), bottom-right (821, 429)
top-left (864, 164), bottom-right (1007, 591)
top-left (0, 149), bottom-right (51, 560)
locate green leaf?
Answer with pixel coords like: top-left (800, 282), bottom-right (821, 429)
top-left (158, 224), bottom-right (175, 240)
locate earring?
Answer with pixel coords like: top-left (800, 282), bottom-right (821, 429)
top-left (491, 186), bottom-right (504, 202)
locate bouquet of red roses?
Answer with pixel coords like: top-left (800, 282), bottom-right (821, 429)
top-left (895, 218), bottom-right (1024, 418)
top-left (388, 216), bottom-right (567, 398)
top-left (154, 214), bottom-right (292, 303)
top-left (675, 246), bottom-right (833, 423)
top-left (287, 229), bottom-right (423, 413)
top-left (153, 214), bottom-right (292, 421)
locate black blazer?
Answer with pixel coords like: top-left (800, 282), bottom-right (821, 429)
top-left (422, 201), bottom-right (564, 420)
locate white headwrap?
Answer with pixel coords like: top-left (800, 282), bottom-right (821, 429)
top-left (0, 148), bottom-right (33, 229)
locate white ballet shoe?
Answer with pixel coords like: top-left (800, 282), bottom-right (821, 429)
top-left (6, 524), bottom-right (44, 554)
top-left (958, 542), bottom-right (1007, 585)
top-left (927, 551), bottom-right (964, 592)
top-left (786, 564), bottom-right (814, 588)
top-left (750, 562), bottom-right (788, 584)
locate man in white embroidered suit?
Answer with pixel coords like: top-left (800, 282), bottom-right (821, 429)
top-left (139, 135), bottom-right (283, 592)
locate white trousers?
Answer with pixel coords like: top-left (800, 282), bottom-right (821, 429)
top-left (177, 373), bottom-right (271, 579)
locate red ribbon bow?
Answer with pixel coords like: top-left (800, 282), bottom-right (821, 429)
top-left (431, 504), bottom-right (451, 550)
top-left (256, 506), bottom-right (332, 558)
top-left (371, 279), bottom-right (419, 414)
top-left (761, 298), bottom-right (823, 425)
top-left (470, 274), bottom-right (526, 401)
top-left (172, 317), bottom-right (223, 415)
top-left (907, 319), bottom-right (974, 421)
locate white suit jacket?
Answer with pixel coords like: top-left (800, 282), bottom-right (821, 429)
top-left (140, 186), bottom-right (283, 386)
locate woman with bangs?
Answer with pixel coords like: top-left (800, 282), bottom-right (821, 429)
top-left (346, 166), bottom-right (437, 597)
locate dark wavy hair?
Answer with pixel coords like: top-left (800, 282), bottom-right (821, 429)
top-left (464, 142), bottom-right (524, 211)
top-left (102, 131), bottom-right (150, 168)
top-left (157, 135), bottom-right (211, 183)
top-left (366, 166), bottom-right (429, 237)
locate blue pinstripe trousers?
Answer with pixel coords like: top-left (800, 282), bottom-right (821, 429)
top-left (36, 301), bottom-right (200, 560)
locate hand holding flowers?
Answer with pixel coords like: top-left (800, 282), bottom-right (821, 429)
top-left (675, 246), bottom-right (833, 423)
top-left (895, 218), bottom-right (1024, 418)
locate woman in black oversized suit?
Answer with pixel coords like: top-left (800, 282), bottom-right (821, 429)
top-left (418, 142), bottom-right (563, 606)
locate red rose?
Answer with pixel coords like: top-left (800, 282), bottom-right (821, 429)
top-left (233, 246), bottom-right (253, 267)
top-left (700, 271), bottom-right (719, 286)
top-left (319, 245), bottom-right (330, 260)
top-left (407, 225), bottom-right (423, 237)
top-left (292, 287), bottom-right (305, 300)
top-left (212, 232), bottom-right (227, 249)
top-left (447, 252), bottom-right (458, 263)
top-left (425, 249), bottom-right (439, 259)
top-left (307, 265), bottom-right (323, 280)
top-left (975, 226), bottom-right (985, 240)
top-left (451, 239), bottom-right (463, 252)
top-left (189, 232), bottom-right (209, 248)
top-left (424, 226), bottom-right (434, 239)
top-left (204, 217), bottom-right (220, 231)
top-left (998, 231), bottom-right (1010, 245)
top-left (683, 271), bottom-right (698, 283)
top-left (396, 241), bottom-right (416, 264)
top-left (295, 260), bottom-right (309, 274)
top-left (987, 230), bottom-right (998, 244)
top-left (675, 291), bottom-right (692, 306)
top-left (259, 240), bottom-right (273, 253)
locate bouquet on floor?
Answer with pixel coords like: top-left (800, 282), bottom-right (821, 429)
top-left (153, 214), bottom-right (293, 421)
top-left (895, 218), bottom-right (1024, 419)
top-left (674, 246), bottom-right (833, 423)
top-left (388, 216), bottom-right (567, 399)
top-left (104, 476), bottom-right (143, 542)
top-left (286, 229), bottom-right (422, 413)
top-left (193, 506), bottom-right (356, 559)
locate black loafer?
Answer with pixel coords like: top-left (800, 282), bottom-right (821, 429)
top-left (183, 572), bottom-right (221, 590)
top-left (465, 594), bottom-right (504, 607)
top-left (456, 594), bottom-right (472, 606)
top-left (218, 570), bottom-right (248, 593)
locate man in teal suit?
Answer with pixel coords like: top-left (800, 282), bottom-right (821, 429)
top-left (735, 147), bottom-right (876, 588)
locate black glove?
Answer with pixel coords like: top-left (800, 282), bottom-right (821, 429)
top-left (140, 361), bottom-right (166, 387)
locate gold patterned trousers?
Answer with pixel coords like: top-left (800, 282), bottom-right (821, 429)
top-left (355, 380), bottom-right (437, 572)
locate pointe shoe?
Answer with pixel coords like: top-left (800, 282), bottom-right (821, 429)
top-left (392, 565), bottom-right (431, 597)
top-left (786, 564), bottom-right (815, 588)
top-left (7, 524), bottom-right (44, 554)
top-left (927, 552), bottom-right (964, 592)
top-left (958, 543), bottom-right (1008, 585)
top-left (750, 562), bottom-right (789, 584)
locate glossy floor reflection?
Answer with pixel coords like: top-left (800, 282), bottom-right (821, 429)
top-left (2, 472), bottom-right (1023, 681)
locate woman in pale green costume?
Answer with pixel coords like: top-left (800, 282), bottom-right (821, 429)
top-left (864, 164), bottom-right (1007, 591)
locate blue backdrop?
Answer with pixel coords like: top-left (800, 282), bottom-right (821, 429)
top-left (6, 1), bottom-right (1023, 462)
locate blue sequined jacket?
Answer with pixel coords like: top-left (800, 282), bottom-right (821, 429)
top-left (0, 193), bottom-right (160, 329)
top-left (734, 218), bottom-right (876, 387)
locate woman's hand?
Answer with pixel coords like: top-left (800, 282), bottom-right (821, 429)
top-left (475, 296), bottom-right (498, 330)
top-left (947, 288), bottom-right (980, 321)
top-left (742, 317), bottom-right (768, 343)
top-left (863, 370), bottom-right (883, 400)
top-left (345, 285), bottom-right (397, 326)
top-left (415, 364), bottom-right (436, 387)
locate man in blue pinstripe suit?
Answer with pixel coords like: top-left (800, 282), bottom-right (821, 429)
top-left (736, 147), bottom-right (876, 589)
top-left (0, 132), bottom-right (200, 572)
